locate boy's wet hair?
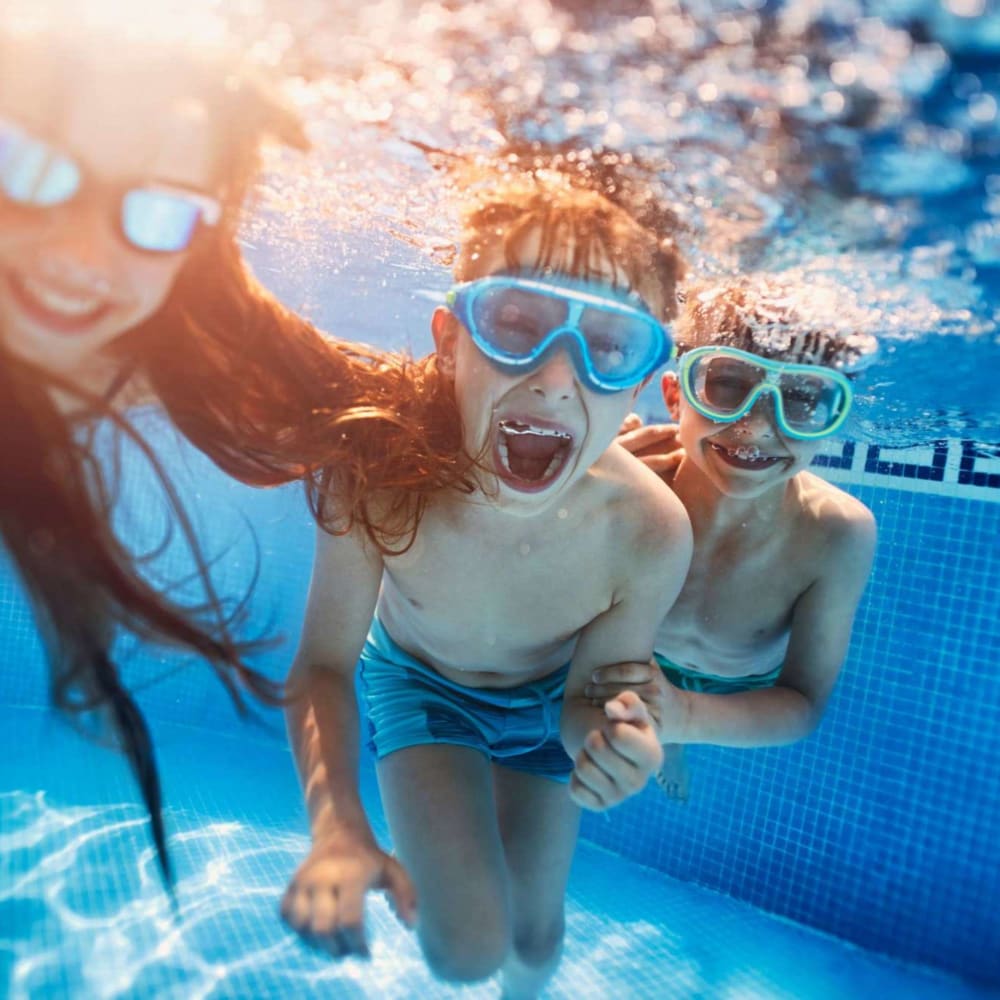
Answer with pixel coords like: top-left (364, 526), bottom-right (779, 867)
top-left (677, 275), bottom-right (880, 373)
top-left (454, 175), bottom-right (686, 322)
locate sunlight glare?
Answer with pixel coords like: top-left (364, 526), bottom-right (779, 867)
top-left (4, 0), bottom-right (237, 47)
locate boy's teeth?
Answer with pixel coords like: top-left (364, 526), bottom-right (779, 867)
top-left (730, 445), bottom-right (761, 460)
top-left (497, 419), bottom-right (572, 482)
top-left (499, 419), bottom-right (571, 440)
top-left (21, 276), bottom-right (104, 316)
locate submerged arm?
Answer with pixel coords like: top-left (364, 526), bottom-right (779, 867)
top-left (282, 523), bottom-right (416, 954)
top-left (659, 508), bottom-right (877, 747)
top-left (561, 486), bottom-right (693, 807)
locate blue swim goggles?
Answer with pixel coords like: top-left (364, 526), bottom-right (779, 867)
top-left (0, 116), bottom-right (221, 254)
top-left (679, 346), bottom-right (853, 440)
top-left (445, 273), bottom-right (674, 394)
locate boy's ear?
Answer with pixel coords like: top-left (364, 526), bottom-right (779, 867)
top-left (661, 370), bottom-right (682, 421)
top-left (432, 306), bottom-right (457, 377)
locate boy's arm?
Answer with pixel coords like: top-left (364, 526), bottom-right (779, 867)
top-left (561, 488), bottom-right (693, 808)
top-left (593, 505), bottom-right (876, 747)
top-left (280, 524), bottom-right (416, 956)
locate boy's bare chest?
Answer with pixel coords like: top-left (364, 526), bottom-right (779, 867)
top-left (665, 524), bottom-right (815, 647)
top-left (392, 517), bottom-right (613, 617)
top-left (380, 505), bottom-right (619, 668)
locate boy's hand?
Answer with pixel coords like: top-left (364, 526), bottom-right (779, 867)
top-left (617, 413), bottom-right (684, 478)
top-left (585, 660), bottom-right (689, 742)
top-left (569, 690), bottom-right (663, 811)
top-left (281, 833), bottom-right (417, 958)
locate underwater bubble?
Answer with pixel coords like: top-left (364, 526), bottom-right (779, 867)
top-left (968, 220), bottom-right (1000, 265)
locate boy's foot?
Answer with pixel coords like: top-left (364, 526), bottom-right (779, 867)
top-left (654, 743), bottom-right (690, 801)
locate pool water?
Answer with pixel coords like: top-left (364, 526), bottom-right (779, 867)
top-left (2, 407), bottom-right (998, 998)
top-left (1, 707), bottom-right (991, 1000)
top-left (3, 1), bottom-right (1000, 997)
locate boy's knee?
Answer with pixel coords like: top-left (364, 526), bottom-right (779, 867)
top-left (513, 913), bottom-right (565, 968)
top-left (421, 916), bottom-right (511, 983)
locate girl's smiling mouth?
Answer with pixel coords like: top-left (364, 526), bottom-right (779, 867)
top-left (8, 271), bottom-right (112, 335)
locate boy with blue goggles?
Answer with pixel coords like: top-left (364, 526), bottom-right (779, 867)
top-left (0, 116), bottom-right (220, 254)
top-left (446, 271), bottom-right (675, 393)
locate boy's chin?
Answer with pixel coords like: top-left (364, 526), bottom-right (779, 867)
top-left (710, 465), bottom-right (801, 499)
top-left (493, 480), bottom-right (566, 514)
top-left (487, 468), bottom-right (577, 514)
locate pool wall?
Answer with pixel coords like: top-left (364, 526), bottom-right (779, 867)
top-left (1, 421), bottom-right (997, 988)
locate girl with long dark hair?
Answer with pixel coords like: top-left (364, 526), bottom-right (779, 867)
top-left (0, 19), bottom-right (470, 887)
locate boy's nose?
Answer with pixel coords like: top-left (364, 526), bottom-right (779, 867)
top-left (735, 392), bottom-right (779, 437)
top-left (529, 346), bottom-right (578, 401)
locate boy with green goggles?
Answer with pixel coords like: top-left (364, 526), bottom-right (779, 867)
top-left (678, 345), bottom-right (853, 440)
top-left (598, 275), bottom-right (878, 800)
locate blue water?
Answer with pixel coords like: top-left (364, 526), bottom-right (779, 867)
top-left (4, 2), bottom-right (1000, 997)
top-left (0, 710), bottom-right (989, 1000)
top-left (1, 425), bottom-right (995, 999)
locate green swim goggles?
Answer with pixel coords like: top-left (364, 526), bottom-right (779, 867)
top-left (679, 346), bottom-right (854, 440)
top-left (446, 273), bottom-right (674, 394)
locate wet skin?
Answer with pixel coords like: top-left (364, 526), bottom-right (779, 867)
top-left (605, 366), bottom-right (876, 800)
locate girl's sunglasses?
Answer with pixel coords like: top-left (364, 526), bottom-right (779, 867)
top-left (0, 116), bottom-right (221, 254)
top-left (679, 346), bottom-right (853, 440)
top-left (446, 273), bottom-right (674, 394)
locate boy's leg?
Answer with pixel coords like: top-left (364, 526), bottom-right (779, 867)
top-left (493, 765), bottom-right (581, 1000)
top-left (376, 744), bottom-right (511, 984)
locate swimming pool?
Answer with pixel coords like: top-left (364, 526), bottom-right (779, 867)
top-left (2, 400), bottom-right (997, 998)
top-left (3, 1), bottom-right (1000, 997)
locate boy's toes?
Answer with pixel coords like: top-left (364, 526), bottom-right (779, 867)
top-left (654, 768), bottom-right (690, 802)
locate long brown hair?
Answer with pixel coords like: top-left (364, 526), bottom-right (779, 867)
top-left (100, 37), bottom-right (476, 547)
top-left (138, 239), bottom-right (472, 550)
top-left (0, 350), bottom-right (283, 888)
top-left (0, 26), bottom-right (472, 889)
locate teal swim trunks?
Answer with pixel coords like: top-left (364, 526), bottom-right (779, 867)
top-left (359, 617), bottom-right (575, 783)
top-left (654, 652), bottom-right (782, 694)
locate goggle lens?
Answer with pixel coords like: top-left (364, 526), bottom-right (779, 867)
top-left (0, 123), bottom-right (81, 206)
top-left (683, 348), bottom-right (852, 438)
top-left (123, 188), bottom-right (202, 253)
top-left (0, 117), bottom-right (218, 253)
top-left (775, 373), bottom-right (841, 431)
top-left (579, 308), bottom-right (658, 379)
top-left (472, 286), bottom-right (566, 357)
top-left (459, 278), bottom-right (669, 392)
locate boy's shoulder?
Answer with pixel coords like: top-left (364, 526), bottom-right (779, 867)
top-left (597, 442), bottom-right (691, 548)
top-left (794, 470), bottom-right (877, 552)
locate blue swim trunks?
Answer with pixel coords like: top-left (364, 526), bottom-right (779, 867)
top-left (358, 617), bottom-right (575, 783)
top-left (654, 652), bottom-right (782, 694)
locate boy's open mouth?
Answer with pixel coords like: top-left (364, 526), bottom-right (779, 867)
top-left (709, 441), bottom-right (786, 471)
top-left (495, 418), bottom-right (574, 492)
